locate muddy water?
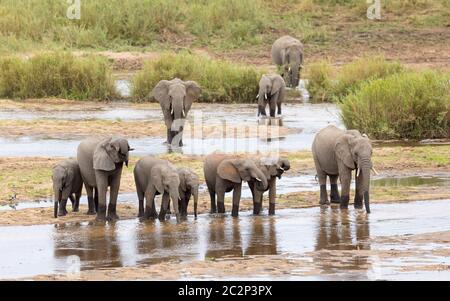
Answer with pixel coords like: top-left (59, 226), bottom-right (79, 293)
top-left (0, 103), bottom-right (342, 157)
top-left (1, 199), bottom-right (450, 280)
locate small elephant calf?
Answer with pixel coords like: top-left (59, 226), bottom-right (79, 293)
top-left (52, 158), bottom-right (83, 218)
top-left (176, 167), bottom-right (199, 218)
top-left (257, 74), bottom-right (286, 117)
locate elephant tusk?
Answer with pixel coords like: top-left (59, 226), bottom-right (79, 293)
top-left (278, 167), bottom-right (285, 171)
top-left (171, 107), bottom-right (174, 115)
top-left (255, 177), bottom-right (262, 182)
top-left (264, 94), bottom-right (268, 100)
top-left (256, 94), bottom-right (259, 99)
top-left (371, 167), bottom-right (379, 175)
top-left (182, 109), bottom-right (186, 117)
top-left (356, 168), bottom-right (360, 177)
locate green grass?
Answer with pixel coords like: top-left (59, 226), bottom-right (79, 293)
top-left (305, 60), bottom-right (334, 103)
top-left (132, 52), bottom-right (264, 103)
top-left (0, 52), bottom-right (115, 100)
top-left (340, 70), bottom-right (450, 139)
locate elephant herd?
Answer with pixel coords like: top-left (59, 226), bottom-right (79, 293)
top-left (52, 35), bottom-right (375, 222)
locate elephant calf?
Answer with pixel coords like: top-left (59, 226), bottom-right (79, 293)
top-left (203, 154), bottom-right (268, 217)
top-left (77, 136), bottom-right (133, 221)
top-left (257, 74), bottom-right (286, 117)
top-left (312, 125), bottom-right (376, 213)
top-left (248, 157), bottom-right (290, 215)
top-left (134, 156), bottom-right (181, 222)
top-left (52, 158), bottom-right (83, 218)
top-left (176, 167), bottom-right (199, 219)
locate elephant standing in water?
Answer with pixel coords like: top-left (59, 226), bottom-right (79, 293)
top-left (248, 157), bottom-right (290, 215)
top-left (204, 154), bottom-right (268, 217)
top-left (77, 136), bottom-right (133, 221)
top-left (152, 78), bottom-right (201, 147)
top-left (52, 158), bottom-right (83, 218)
top-left (312, 125), bottom-right (376, 213)
top-left (271, 35), bottom-right (304, 88)
top-left (133, 156), bottom-right (181, 222)
top-left (176, 167), bottom-right (199, 219)
top-left (257, 74), bottom-right (286, 117)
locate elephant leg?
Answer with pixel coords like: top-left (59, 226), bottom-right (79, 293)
top-left (329, 175), bottom-right (341, 204)
top-left (253, 190), bottom-right (263, 215)
top-left (69, 194), bottom-right (76, 211)
top-left (94, 187), bottom-right (99, 213)
top-left (209, 191), bottom-right (217, 214)
top-left (137, 187), bottom-right (145, 217)
top-left (258, 100), bottom-right (267, 117)
top-left (277, 100), bottom-right (282, 116)
top-left (354, 171), bottom-right (363, 209)
top-left (216, 186), bottom-right (226, 214)
top-left (231, 184), bottom-right (242, 217)
top-left (248, 181), bottom-right (259, 215)
top-left (107, 172), bottom-right (122, 221)
top-left (268, 177), bottom-right (276, 215)
top-left (58, 187), bottom-right (71, 216)
top-left (159, 193), bottom-right (170, 221)
top-left (95, 172), bottom-right (108, 222)
top-left (85, 184), bottom-right (96, 215)
top-left (73, 191), bottom-right (81, 212)
top-left (144, 188), bottom-right (157, 220)
top-left (317, 172), bottom-right (329, 205)
top-left (166, 201), bottom-right (171, 215)
top-left (166, 127), bottom-right (171, 144)
top-left (338, 164), bottom-right (351, 210)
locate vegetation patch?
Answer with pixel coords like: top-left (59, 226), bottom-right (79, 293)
top-left (340, 71), bottom-right (450, 139)
top-left (132, 52), bottom-right (264, 103)
top-left (0, 52), bottom-right (115, 100)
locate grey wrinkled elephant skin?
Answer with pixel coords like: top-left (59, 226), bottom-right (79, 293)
top-left (258, 74), bottom-right (286, 117)
top-left (203, 153), bottom-right (269, 217)
top-left (52, 158), bottom-right (83, 218)
top-left (177, 167), bottom-right (199, 219)
top-left (271, 35), bottom-right (304, 88)
top-left (77, 136), bottom-right (133, 221)
top-left (134, 156), bottom-right (182, 223)
top-left (152, 78), bottom-right (201, 147)
top-left (312, 125), bottom-right (373, 213)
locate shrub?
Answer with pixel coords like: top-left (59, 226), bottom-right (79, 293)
top-left (132, 52), bottom-right (264, 103)
top-left (333, 56), bottom-right (405, 99)
top-left (306, 60), bottom-right (334, 102)
top-left (340, 71), bottom-right (450, 139)
top-left (0, 52), bottom-right (115, 100)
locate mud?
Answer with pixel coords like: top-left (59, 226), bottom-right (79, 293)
top-left (2, 199), bottom-right (450, 280)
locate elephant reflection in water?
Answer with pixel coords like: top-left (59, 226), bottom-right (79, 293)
top-left (53, 222), bottom-right (123, 270)
top-left (205, 219), bottom-right (243, 259)
top-left (313, 208), bottom-right (371, 275)
top-left (244, 217), bottom-right (277, 256)
top-left (136, 222), bottom-right (198, 265)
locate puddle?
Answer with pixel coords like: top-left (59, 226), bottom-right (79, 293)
top-left (372, 176), bottom-right (450, 187)
top-left (0, 103), bottom-right (342, 156)
top-left (1, 199), bottom-right (450, 279)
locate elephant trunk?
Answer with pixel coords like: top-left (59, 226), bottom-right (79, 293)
top-left (252, 169), bottom-right (268, 191)
top-left (193, 187), bottom-right (198, 219)
top-left (291, 63), bottom-right (300, 88)
top-left (169, 187), bottom-right (181, 223)
top-left (53, 186), bottom-right (61, 218)
top-left (358, 158), bottom-right (372, 213)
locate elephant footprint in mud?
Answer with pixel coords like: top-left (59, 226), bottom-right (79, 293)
top-left (312, 125), bottom-right (378, 213)
top-left (203, 153), bottom-right (268, 217)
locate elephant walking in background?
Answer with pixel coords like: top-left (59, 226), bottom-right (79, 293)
top-left (257, 74), bottom-right (286, 117)
top-left (248, 157), bottom-right (290, 215)
top-left (271, 35), bottom-right (304, 88)
top-left (52, 158), bottom-right (83, 218)
top-left (203, 153), bottom-right (268, 217)
top-left (134, 156), bottom-right (181, 222)
top-left (152, 78), bottom-right (201, 147)
top-left (312, 125), bottom-right (376, 213)
top-left (77, 136), bottom-right (133, 221)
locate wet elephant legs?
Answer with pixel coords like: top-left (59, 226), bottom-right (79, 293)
top-left (329, 175), bottom-right (340, 204)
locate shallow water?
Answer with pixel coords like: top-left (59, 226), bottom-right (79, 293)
top-left (1, 199), bottom-right (450, 280)
top-left (0, 103), bottom-right (342, 157)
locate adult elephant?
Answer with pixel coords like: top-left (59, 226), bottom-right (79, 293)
top-left (271, 35), bottom-right (304, 88)
top-left (77, 136), bottom-right (133, 221)
top-left (248, 157), bottom-right (290, 215)
top-left (312, 125), bottom-right (376, 213)
top-left (133, 156), bottom-right (181, 222)
top-left (257, 74), bottom-right (286, 117)
top-left (152, 78), bottom-right (201, 147)
top-left (203, 154), bottom-right (268, 217)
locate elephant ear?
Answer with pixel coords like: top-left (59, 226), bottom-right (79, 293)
top-left (335, 134), bottom-right (356, 169)
top-left (93, 138), bottom-right (116, 171)
top-left (271, 75), bottom-right (285, 96)
top-left (217, 159), bottom-right (241, 183)
top-left (151, 165), bottom-right (165, 194)
top-left (184, 81), bottom-right (201, 112)
top-left (152, 80), bottom-right (170, 108)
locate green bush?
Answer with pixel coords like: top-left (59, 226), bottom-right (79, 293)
top-left (132, 52), bottom-right (264, 103)
top-left (333, 56), bottom-right (405, 99)
top-left (0, 52), bottom-right (115, 100)
top-left (306, 60), bottom-right (334, 103)
top-left (340, 71), bottom-right (450, 139)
